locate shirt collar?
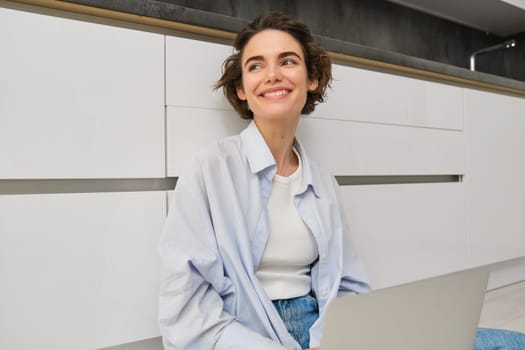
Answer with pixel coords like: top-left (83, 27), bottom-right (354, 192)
top-left (240, 121), bottom-right (320, 198)
top-left (240, 121), bottom-right (276, 174)
top-left (293, 137), bottom-right (319, 198)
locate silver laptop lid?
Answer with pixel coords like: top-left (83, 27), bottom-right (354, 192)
top-left (321, 268), bottom-right (489, 350)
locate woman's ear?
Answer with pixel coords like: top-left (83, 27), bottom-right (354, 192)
top-left (236, 85), bottom-right (247, 101)
top-left (308, 79), bottom-right (319, 92)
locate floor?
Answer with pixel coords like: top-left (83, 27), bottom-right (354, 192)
top-left (479, 281), bottom-right (525, 333)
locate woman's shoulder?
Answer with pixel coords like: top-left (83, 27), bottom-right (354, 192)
top-left (184, 134), bottom-right (245, 176)
top-left (196, 134), bottom-right (243, 163)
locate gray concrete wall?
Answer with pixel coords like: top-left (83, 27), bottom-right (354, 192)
top-left (157, 0), bottom-right (524, 81)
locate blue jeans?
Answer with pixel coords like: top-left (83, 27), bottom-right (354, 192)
top-left (272, 294), bottom-right (318, 349)
top-left (273, 294), bottom-right (525, 350)
top-left (474, 328), bottom-right (525, 350)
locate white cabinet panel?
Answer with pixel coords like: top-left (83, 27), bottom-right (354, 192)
top-left (166, 106), bottom-right (249, 176)
top-left (464, 89), bottom-right (525, 267)
top-left (340, 183), bottom-right (468, 289)
top-left (312, 64), bottom-right (463, 130)
top-left (0, 8), bottom-right (164, 178)
top-left (166, 36), bottom-right (233, 110)
top-left (166, 107), bottom-right (464, 176)
top-left (297, 117), bottom-right (464, 175)
top-left (0, 191), bottom-right (166, 349)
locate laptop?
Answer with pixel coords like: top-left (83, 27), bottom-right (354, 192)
top-left (321, 268), bottom-right (489, 350)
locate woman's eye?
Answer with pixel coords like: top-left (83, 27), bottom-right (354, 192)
top-left (282, 59), bottom-right (296, 66)
top-left (248, 63), bottom-right (262, 71)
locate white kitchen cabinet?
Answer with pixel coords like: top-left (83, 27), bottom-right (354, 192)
top-left (0, 7), bottom-right (164, 179)
top-left (166, 106), bottom-right (464, 177)
top-left (166, 36), bottom-right (233, 110)
top-left (297, 116), bottom-right (464, 175)
top-left (166, 106), bottom-right (249, 176)
top-left (340, 183), bottom-right (468, 289)
top-left (0, 191), bottom-right (166, 350)
top-left (464, 89), bottom-right (525, 267)
top-left (311, 64), bottom-right (464, 130)
top-left (3, 5), bottom-right (525, 349)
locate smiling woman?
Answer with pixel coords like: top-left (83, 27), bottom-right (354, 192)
top-left (158, 11), bottom-right (370, 350)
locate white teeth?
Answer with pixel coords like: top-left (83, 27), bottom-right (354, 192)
top-left (263, 90), bottom-right (288, 97)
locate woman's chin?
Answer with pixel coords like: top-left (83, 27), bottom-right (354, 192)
top-left (253, 108), bottom-right (302, 122)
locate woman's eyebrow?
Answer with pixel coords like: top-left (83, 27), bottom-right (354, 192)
top-left (243, 55), bottom-right (264, 68)
top-left (243, 51), bottom-right (303, 67)
top-left (278, 51), bottom-right (302, 61)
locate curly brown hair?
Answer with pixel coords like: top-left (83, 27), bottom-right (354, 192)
top-left (215, 11), bottom-right (332, 119)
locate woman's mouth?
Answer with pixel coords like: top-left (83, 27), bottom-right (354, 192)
top-left (261, 89), bottom-right (290, 98)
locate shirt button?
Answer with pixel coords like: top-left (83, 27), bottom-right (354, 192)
top-left (321, 289), bottom-right (328, 297)
top-left (320, 253), bottom-right (327, 261)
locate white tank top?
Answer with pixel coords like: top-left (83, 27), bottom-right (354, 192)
top-left (256, 149), bottom-right (319, 300)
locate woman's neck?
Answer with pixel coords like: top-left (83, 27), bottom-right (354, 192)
top-left (254, 117), bottom-right (299, 177)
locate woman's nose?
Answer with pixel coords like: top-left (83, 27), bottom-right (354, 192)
top-left (265, 65), bottom-right (282, 84)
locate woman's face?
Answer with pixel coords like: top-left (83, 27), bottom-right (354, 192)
top-left (237, 29), bottom-right (318, 122)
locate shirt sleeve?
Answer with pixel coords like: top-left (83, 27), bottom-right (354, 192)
top-left (158, 164), bottom-right (287, 350)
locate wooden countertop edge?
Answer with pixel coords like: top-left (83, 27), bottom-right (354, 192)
top-left (8, 0), bottom-right (525, 98)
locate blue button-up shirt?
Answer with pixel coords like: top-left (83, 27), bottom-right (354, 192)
top-left (159, 121), bottom-right (370, 349)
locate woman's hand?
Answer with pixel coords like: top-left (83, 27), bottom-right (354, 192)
top-left (306, 348), bottom-right (320, 350)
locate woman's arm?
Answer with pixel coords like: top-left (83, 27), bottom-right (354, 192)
top-left (159, 169), bottom-right (287, 350)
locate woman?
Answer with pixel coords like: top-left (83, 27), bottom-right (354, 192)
top-left (159, 11), bottom-right (369, 350)
top-left (159, 11), bottom-right (525, 350)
